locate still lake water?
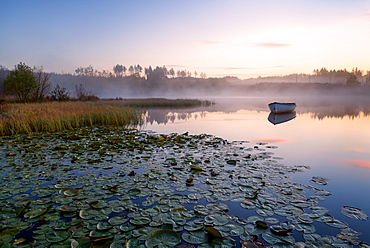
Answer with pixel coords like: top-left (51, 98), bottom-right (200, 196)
top-left (141, 97), bottom-right (370, 244)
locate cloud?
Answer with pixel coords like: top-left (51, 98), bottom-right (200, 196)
top-left (347, 148), bottom-right (370, 153)
top-left (342, 159), bottom-right (370, 169)
top-left (200, 40), bottom-right (226, 44)
top-left (256, 42), bottom-right (292, 47)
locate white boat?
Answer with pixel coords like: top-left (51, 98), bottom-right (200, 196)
top-left (268, 111), bottom-right (296, 125)
top-left (268, 102), bottom-right (296, 114)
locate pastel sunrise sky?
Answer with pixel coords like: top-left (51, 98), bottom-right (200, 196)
top-left (1, 0), bottom-right (370, 78)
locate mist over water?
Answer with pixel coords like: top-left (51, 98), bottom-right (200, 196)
top-left (142, 96), bottom-right (370, 126)
top-left (140, 97), bottom-right (370, 244)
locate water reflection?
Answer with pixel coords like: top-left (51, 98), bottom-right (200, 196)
top-left (143, 97), bottom-right (370, 125)
top-left (342, 159), bottom-right (370, 169)
top-left (141, 97), bottom-right (370, 244)
top-left (144, 109), bottom-right (207, 125)
top-left (268, 111), bottom-right (296, 125)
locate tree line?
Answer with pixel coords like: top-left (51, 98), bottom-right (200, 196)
top-left (0, 63), bottom-right (98, 102)
top-left (74, 64), bottom-right (207, 80)
top-left (1, 62), bottom-right (370, 102)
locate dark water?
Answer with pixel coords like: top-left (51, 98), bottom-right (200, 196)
top-left (141, 96), bottom-right (370, 243)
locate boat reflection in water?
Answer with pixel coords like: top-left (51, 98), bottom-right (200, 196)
top-left (268, 111), bottom-right (296, 125)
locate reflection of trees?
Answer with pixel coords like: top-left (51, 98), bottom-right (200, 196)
top-left (142, 97), bottom-right (370, 125)
top-left (144, 109), bottom-right (208, 125)
top-left (297, 97), bottom-right (370, 120)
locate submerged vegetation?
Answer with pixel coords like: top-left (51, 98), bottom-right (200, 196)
top-left (0, 99), bottom-right (212, 136)
top-left (0, 127), bottom-right (368, 247)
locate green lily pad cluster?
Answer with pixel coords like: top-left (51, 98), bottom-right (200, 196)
top-left (0, 126), bottom-right (368, 247)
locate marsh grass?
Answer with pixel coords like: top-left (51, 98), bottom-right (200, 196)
top-left (106, 98), bottom-right (214, 108)
top-left (0, 99), bottom-right (211, 135)
top-left (0, 101), bottom-right (142, 135)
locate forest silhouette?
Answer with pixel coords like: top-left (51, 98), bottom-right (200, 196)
top-left (1, 64), bottom-right (370, 99)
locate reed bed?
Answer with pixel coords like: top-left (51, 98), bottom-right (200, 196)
top-left (0, 101), bottom-right (143, 135)
top-left (104, 98), bottom-right (214, 108)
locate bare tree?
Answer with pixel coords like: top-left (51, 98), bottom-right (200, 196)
top-left (34, 66), bottom-right (51, 101)
top-left (75, 84), bottom-right (98, 101)
top-left (50, 84), bottom-right (70, 101)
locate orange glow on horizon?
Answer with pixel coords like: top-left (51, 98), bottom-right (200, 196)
top-left (348, 148), bottom-right (370, 153)
top-left (342, 159), bottom-right (370, 169)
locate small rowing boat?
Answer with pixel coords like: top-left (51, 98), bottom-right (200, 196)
top-left (268, 102), bottom-right (296, 114)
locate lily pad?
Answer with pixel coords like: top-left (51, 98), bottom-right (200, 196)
top-left (24, 207), bottom-right (48, 218)
top-left (108, 216), bottom-right (128, 225)
top-left (340, 206), bottom-right (368, 220)
top-left (181, 230), bottom-right (208, 244)
top-left (145, 229), bottom-right (181, 247)
top-left (130, 217), bottom-right (151, 226)
top-left (205, 227), bottom-right (223, 238)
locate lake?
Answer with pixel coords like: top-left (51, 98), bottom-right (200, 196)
top-left (142, 96), bottom-right (370, 244)
top-left (1, 96), bottom-right (369, 247)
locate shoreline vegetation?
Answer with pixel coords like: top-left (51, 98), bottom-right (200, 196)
top-left (0, 99), bottom-right (213, 136)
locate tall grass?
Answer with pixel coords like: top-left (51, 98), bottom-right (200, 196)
top-left (104, 98), bottom-right (214, 108)
top-left (0, 101), bottom-right (143, 135)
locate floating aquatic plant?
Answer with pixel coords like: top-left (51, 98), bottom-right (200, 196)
top-left (0, 126), bottom-right (368, 247)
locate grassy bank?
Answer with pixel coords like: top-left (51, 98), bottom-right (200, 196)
top-left (0, 99), bottom-right (211, 135)
top-left (0, 101), bottom-right (142, 135)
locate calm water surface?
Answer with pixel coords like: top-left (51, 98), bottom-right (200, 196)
top-left (141, 97), bottom-right (370, 243)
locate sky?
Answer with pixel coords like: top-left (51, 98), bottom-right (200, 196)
top-left (1, 0), bottom-right (370, 79)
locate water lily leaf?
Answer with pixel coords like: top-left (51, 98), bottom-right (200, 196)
top-left (145, 229), bottom-right (181, 247)
top-left (79, 209), bottom-right (99, 219)
top-left (24, 207), bottom-right (47, 218)
top-left (247, 215), bottom-right (264, 224)
top-left (15, 198), bottom-right (33, 207)
top-left (128, 188), bottom-right (141, 195)
top-left (181, 231), bottom-right (208, 244)
top-left (61, 188), bottom-right (79, 196)
top-left (89, 229), bottom-right (112, 238)
top-left (255, 221), bottom-right (268, 229)
top-left (225, 224), bottom-right (245, 236)
top-left (295, 223), bottom-right (316, 234)
top-left (205, 227), bottom-right (223, 238)
top-left (14, 221), bottom-right (32, 231)
top-left (59, 205), bottom-right (77, 212)
top-left (340, 206), bottom-right (368, 220)
top-left (112, 206), bottom-right (126, 213)
top-left (97, 222), bottom-right (112, 231)
top-left (262, 232), bottom-right (295, 245)
top-left (120, 223), bottom-right (136, 232)
top-left (270, 225), bottom-right (290, 236)
top-left (0, 228), bottom-right (20, 244)
top-left (142, 207), bottom-right (160, 217)
top-left (325, 218), bottom-right (349, 229)
top-left (226, 160), bottom-right (237, 165)
top-left (126, 238), bottom-right (146, 248)
top-left (108, 216), bottom-right (128, 226)
top-left (184, 221), bottom-right (204, 232)
top-left (309, 206), bottom-right (329, 216)
top-left (130, 217), bottom-right (151, 226)
top-left (45, 230), bottom-right (70, 243)
top-left (194, 205), bottom-right (208, 215)
top-left (310, 176), bottom-right (330, 185)
top-left (90, 200), bottom-right (108, 209)
top-left (190, 166), bottom-right (203, 172)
